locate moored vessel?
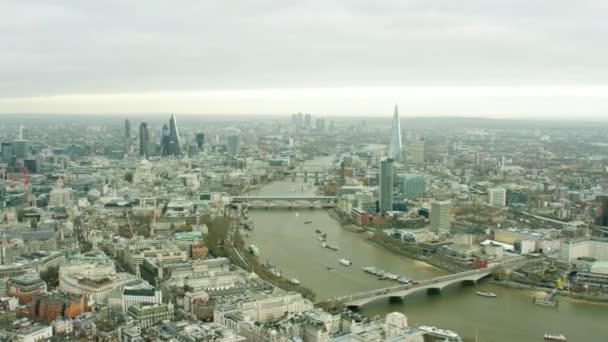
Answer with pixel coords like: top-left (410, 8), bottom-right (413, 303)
top-left (475, 291), bottom-right (497, 298)
top-left (247, 244), bottom-right (260, 256)
top-left (544, 333), bottom-right (567, 341)
top-left (338, 258), bottom-right (352, 266)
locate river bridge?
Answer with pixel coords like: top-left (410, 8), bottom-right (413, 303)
top-left (325, 268), bottom-right (493, 309)
top-left (231, 196), bottom-right (338, 209)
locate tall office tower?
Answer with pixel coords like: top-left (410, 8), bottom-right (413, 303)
top-left (168, 114), bottom-right (181, 156)
top-left (597, 195), bottom-right (608, 226)
top-left (408, 139), bottom-right (425, 164)
top-left (125, 119), bottom-right (131, 139)
top-left (1, 143), bottom-right (14, 164)
top-left (488, 187), bottom-right (507, 207)
top-left (195, 133), bottom-right (205, 149)
top-left (13, 140), bottom-right (29, 159)
top-left (431, 200), bottom-right (452, 235)
top-left (379, 158), bottom-right (394, 213)
top-left (139, 123), bottom-right (149, 158)
top-left (225, 127), bottom-right (241, 157)
top-left (340, 161), bottom-right (346, 187)
top-left (315, 118), bottom-right (326, 132)
top-left (304, 114), bottom-right (312, 130)
top-left (160, 124), bottom-right (171, 156)
top-left (388, 105), bottom-right (403, 161)
top-left (400, 173), bottom-right (426, 199)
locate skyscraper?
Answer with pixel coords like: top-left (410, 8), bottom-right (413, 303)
top-left (160, 115), bottom-right (182, 157)
top-left (125, 119), bottom-right (131, 139)
top-left (388, 105), bottom-right (403, 161)
top-left (431, 200), bottom-right (452, 235)
top-left (195, 133), bottom-right (205, 149)
top-left (226, 127), bottom-right (241, 157)
top-left (379, 158), bottom-right (394, 213)
top-left (139, 123), bottom-right (149, 158)
top-left (13, 140), bottom-right (29, 159)
top-left (1, 143), bottom-right (14, 164)
top-left (168, 114), bottom-right (181, 156)
top-left (597, 195), bottom-right (608, 226)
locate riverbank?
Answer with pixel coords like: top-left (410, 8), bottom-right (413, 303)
top-left (491, 279), bottom-right (608, 304)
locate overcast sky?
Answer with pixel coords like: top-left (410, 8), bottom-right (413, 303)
top-left (2, 0), bottom-right (608, 118)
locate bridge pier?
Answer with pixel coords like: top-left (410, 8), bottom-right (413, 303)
top-left (427, 288), bottom-right (441, 295)
top-left (389, 296), bottom-right (404, 303)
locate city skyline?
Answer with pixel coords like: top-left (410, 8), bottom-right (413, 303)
top-left (3, 1), bottom-right (608, 118)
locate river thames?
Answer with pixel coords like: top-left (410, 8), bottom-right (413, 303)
top-left (243, 158), bottom-right (608, 342)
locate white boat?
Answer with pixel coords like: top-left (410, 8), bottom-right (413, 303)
top-left (418, 326), bottom-right (462, 341)
top-left (290, 188), bottom-right (296, 192)
top-left (397, 277), bottom-right (410, 284)
top-left (288, 278), bottom-right (300, 285)
top-left (247, 245), bottom-right (260, 256)
top-left (363, 267), bottom-right (377, 274)
top-left (544, 333), bottom-right (567, 341)
top-left (476, 291), bottom-right (497, 298)
top-left (338, 258), bottom-right (352, 266)
top-left (383, 273), bottom-right (398, 280)
top-left (325, 243), bottom-right (339, 251)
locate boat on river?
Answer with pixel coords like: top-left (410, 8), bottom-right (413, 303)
top-left (304, 220), bottom-right (312, 224)
top-left (326, 265), bottom-right (334, 271)
top-left (544, 333), bottom-right (567, 341)
top-left (397, 277), bottom-right (410, 284)
top-left (381, 272), bottom-right (398, 280)
top-left (363, 266), bottom-right (377, 274)
top-left (476, 291), bottom-right (497, 298)
top-left (325, 243), bottom-right (339, 251)
top-left (338, 258), bottom-right (352, 266)
top-left (418, 326), bottom-right (462, 342)
top-left (288, 278), bottom-right (300, 285)
top-left (247, 245), bottom-right (260, 256)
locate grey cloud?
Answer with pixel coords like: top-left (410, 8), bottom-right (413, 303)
top-left (1, 0), bottom-right (608, 97)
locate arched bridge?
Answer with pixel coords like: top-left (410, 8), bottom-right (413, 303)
top-left (231, 196), bottom-right (338, 203)
top-left (328, 268), bottom-right (493, 309)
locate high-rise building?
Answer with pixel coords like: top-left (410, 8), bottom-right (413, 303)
top-left (304, 113), bottom-right (312, 130)
top-left (488, 187), bottom-right (507, 207)
top-left (597, 195), bottom-right (608, 226)
top-left (195, 133), bottom-right (205, 149)
top-left (380, 158), bottom-right (394, 213)
top-left (13, 140), bottom-right (29, 159)
top-left (431, 200), bottom-right (452, 235)
top-left (160, 115), bottom-right (182, 156)
top-left (168, 114), bottom-right (181, 156)
top-left (400, 173), bottom-right (426, 199)
top-left (125, 119), bottom-right (131, 139)
top-left (1, 142), bottom-right (14, 164)
top-left (139, 123), bottom-right (149, 158)
top-left (388, 105), bottom-right (403, 161)
top-left (226, 127), bottom-right (241, 157)
top-left (408, 139), bottom-right (424, 164)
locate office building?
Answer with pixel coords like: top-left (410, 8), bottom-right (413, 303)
top-left (128, 303), bottom-right (174, 329)
top-left (196, 133), bottom-right (205, 149)
top-left (400, 173), bottom-right (426, 199)
top-left (226, 127), bottom-right (241, 157)
top-left (597, 195), bottom-right (608, 226)
top-left (108, 280), bottom-right (162, 314)
top-left (7, 274), bottom-right (47, 304)
top-left (408, 139), bottom-right (424, 164)
top-left (559, 238), bottom-right (608, 264)
top-left (30, 292), bottom-right (89, 321)
top-left (125, 118), bottom-right (131, 139)
top-left (160, 114), bottom-right (182, 156)
top-left (49, 187), bottom-right (72, 207)
top-left (488, 187), bottom-right (507, 207)
top-left (13, 140), bottom-right (29, 159)
top-left (380, 158), bottom-right (394, 213)
top-left (388, 105), bottom-right (403, 161)
top-left (431, 200), bottom-right (452, 235)
top-left (139, 123), bottom-right (149, 158)
top-left (1, 142), bottom-right (14, 164)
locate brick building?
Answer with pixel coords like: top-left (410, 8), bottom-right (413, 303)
top-left (7, 274), bottom-right (47, 304)
top-left (30, 292), bottom-right (89, 321)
